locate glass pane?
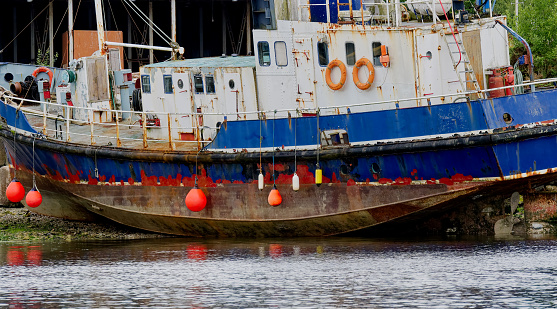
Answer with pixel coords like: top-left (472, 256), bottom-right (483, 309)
top-left (163, 75), bottom-right (172, 94)
top-left (274, 41), bottom-right (288, 66)
top-left (258, 41), bottom-right (271, 66)
top-left (372, 42), bottom-right (382, 66)
top-left (318, 42), bottom-right (329, 66)
top-left (346, 42), bottom-right (356, 66)
top-left (194, 75), bottom-right (204, 93)
top-left (205, 76), bottom-right (215, 94)
top-left (141, 75), bottom-right (150, 93)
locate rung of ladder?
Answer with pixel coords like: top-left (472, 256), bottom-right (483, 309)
top-left (459, 70), bottom-right (474, 73)
top-left (453, 51), bottom-right (467, 54)
top-left (448, 41), bottom-right (463, 44)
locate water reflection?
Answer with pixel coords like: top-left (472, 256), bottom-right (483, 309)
top-left (6, 246), bottom-right (42, 266)
top-left (1, 236), bottom-right (557, 308)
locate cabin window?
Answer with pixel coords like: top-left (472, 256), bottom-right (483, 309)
top-left (141, 75), bottom-right (151, 93)
top-left (205, 75), bottom-right (216, 94)
top-left (275, 41), bottom-right (288, 66)
top-left (372, 42), bottom-right (382, 66)
top-left (345, 42), bottom-right (356, 66)
top-left (194, 74), bottom-right (204, 93)
top-left (163, 75), bottom-right (173, 94)
top-left (257, 41), bottom-right (271, 66)
top-left (317, 42), bottom-right (329, 66)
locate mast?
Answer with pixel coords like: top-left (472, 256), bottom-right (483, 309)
top-left (94, 0), bottom-right (106, 55)
top-left (68, 0), bottom-right (74, 62)
top-left (49, 2), bottom-right (54, 66)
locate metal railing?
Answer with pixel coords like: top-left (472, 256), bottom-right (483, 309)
top-left (2, 77), bottom-right (557, 151)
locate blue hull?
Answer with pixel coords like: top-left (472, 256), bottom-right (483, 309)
top-left (2, 89), bottom-right (557, 236)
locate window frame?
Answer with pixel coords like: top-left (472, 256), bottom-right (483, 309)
top-left (163, 74), bottom-right (173, 94)
top-left (345, 42), bottom-right (356, 66)
top-left (274, 41), bottom-right (288, 67)
top-left (141, 75), bottom-right (151, 93)
top-left (317, 41), bottom-right (329, 67)
top-left (257, 41), bottom-right (271, 67)
top-left (372, 42), bottom-right (382, 67)
top-left (193, 74), bottom-right (204, 94)
top-left (205, 75), bottom-right (216, 94)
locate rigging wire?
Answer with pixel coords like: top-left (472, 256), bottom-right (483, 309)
top-left (122, 0), bottom-right (172, 45)
top-left (119, 0), bottom-right (159, 63)
top-left (0, 1), bottom-right (51, 55)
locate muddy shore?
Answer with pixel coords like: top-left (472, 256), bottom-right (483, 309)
top-left (0, 206), bottom-right (168, 242)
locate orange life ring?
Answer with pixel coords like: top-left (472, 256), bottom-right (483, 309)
top-left (325, 59), bottom-right (347, 91)
top-left (352, 58), bottom-right (375, 90)
top-left (32, 67), bottom-right (54, 84)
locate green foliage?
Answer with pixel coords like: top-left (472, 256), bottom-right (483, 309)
top-left (494, 0), bottom-right (557, 78)
top-left (35, 49), bottom-right (58, 67)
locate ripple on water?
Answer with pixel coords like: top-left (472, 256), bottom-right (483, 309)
top-left (1, 237), bottom-right (557, 308)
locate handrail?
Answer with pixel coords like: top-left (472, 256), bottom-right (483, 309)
top-left (3, 77), bottom-right (557, 119)
top-left (2, 77), bottom-right (556, 152)
top-left (495, 20), bottom-right (535, 92)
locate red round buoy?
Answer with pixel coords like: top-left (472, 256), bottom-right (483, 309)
top-left (185, 185), bottom-right (207, 212)
top-left (25, 187), bottom-right (42, 208)
top-left (6, 178), bottom-right (25, 203)
top-left (268, 185), bottom-right (282, 206)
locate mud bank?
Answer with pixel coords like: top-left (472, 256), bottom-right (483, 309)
top-left (0, 207), bottom-right (168, 241)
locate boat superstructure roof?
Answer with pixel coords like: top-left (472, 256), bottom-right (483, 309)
top-left (144, 56), bottom-right (256, 69)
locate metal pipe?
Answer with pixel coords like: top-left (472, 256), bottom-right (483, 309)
top-left (149, 1), bottom-right (154, 63)
top-left (495, 20), bottom-right (535, 92)
top-left (13, 7), bottom-right (17, 63)
top-left (171, 0), bottom-right (176, 43)
top-left (105, 41), bottom-right (184, 54)
top-left (326, 0), bottom-right (330, 23)
top-left (127, 16), bottom-right (132, 69)
top-left (49, 2), bottom-right (54, 66)
top-left (94, 0), bottom-right (106, 55)
top-left (68, 0), bottom-right (74, 62)
top-left (31, 4), bottom-right (35, 63)
top-left (246, 1), bottom-right (252, 55)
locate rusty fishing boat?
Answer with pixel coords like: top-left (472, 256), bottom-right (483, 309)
top-left (1, 0), bottom-right (557, 237)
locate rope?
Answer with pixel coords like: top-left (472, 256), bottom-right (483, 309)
top-left (294, 109), bottom-right (297, 173)
top-left (32, 135), bottom-right (36, 188)
top-left (259, 113), bottom-right (262, 173)
top-left (316, 109), bottom-right (320, 167)
top-left (13, 110), bottom-right (18, 178)
top-left (194, 148), bottom-right (203, 187)
top-left (272, 110), bottom-right (276, 186)
top-left (0, 1), bottom-right (51, 55)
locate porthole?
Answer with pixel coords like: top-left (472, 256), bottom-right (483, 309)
top-left (177, 79), bottom-right (184, 89)
top-left (229, 79), bottom-right (235, 89)
top-left (340, 165), bottom-right (349, 175)
top-left (371, 163), bottom-right (381, 174)
top-left (4, 73), bottom-right (13, 82)
top-left (426, 51), bottom-right (432, 60)
top-left (503, 113), bottom-right (513, 124)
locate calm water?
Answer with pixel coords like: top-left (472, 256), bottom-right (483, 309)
top-left (1, 236), bottom-right (557, 308)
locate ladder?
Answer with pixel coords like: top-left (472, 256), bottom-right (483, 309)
top-left (442, 31), bottom-right (484, 98)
